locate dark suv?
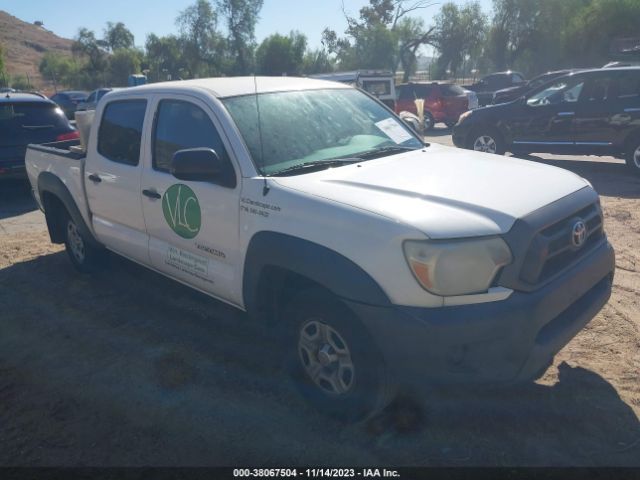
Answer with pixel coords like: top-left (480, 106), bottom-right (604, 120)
top-left (465, 71), bottom-right (527, 106)
top-left (492, 69), bottom-right (578, 105)
top-left (1, 92), bottom-right (78, 179)
top-left (452, 67), bottom-right (640, 174)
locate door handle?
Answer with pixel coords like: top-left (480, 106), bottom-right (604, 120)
top-left (88, 173), bottom-right (102, 183)
top-left (142, 189), bottom-right (161, 199)
top-left (557, 112), bottom-right (575, 117)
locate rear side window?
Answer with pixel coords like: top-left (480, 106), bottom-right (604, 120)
top-left (618, 74), bottom-right (640, 98)
top-left (153, 100), bottom-right (231, 178)
top-left (97, 100), bottom-right (147, 166)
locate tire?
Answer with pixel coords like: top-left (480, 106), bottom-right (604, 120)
top-left (625, 138), bottom-right (640, 176)
top-left (284, 288), bottom-right (394, 421)
top-left (423, 112), bottom-right (435, 131)
top-left (468, 127), bottom-right (506, 155)
top-left (63, 211), bottom-right (106, 273)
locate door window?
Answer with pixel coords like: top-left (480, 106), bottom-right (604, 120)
top-left (152, 99), bottom-right (234, 186)
top-left (526, 79), bottom-right (585, 107)
top-left (97, 100), bottom-right (147, 165)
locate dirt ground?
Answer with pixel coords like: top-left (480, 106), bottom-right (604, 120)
top-left (1, 135), bottom-right (639, 466)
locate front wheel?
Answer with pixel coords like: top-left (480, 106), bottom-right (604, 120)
top-left (284, 289), bottom-right (394, 421)
top-left (64, 213), bottom-right (106, 273)
top-left (468, 128), bottom-right (506, 155)
top-left (626, 139), bottom-right (640, 176)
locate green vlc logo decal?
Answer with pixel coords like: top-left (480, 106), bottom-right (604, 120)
top-left (162, 184), bottom-right (201, 239)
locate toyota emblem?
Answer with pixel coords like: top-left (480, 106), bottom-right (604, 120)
top-left (571, 220), bottom-right (587, 248)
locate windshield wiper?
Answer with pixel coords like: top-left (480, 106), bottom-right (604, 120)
top-left (268, 158), bottom-right (362, 176)
top-left (352, 145), bottom-right (423, 160)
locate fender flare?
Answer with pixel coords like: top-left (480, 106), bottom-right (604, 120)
top-left (37, 172), bottom-right (102, 248)
top-left (243, 231), bottom-right (391, 316)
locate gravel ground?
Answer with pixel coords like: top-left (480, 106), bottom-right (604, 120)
top-left (1, 132), bottom-right (639, 466)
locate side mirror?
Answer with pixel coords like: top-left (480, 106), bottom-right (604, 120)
top-left (171, 148), bottom-right (222, 182)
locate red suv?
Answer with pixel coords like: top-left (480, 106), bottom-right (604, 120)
top-left (395, 82), bottom-right (475, 130)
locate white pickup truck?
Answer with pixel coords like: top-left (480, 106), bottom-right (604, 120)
top-left (26, 77), bottom-right (615, 420)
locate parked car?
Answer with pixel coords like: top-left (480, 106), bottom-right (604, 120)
top-left (453, 67), bottom-right (640, 174)
top-left (0, 87), bottom-right (16, 93)
top-left (395, 82), bottom-right (478, 130)
top-left (492, 69), bottom-right (578, 105)
top-left (26, 77), bottom-right (614, 420)
top-left (465, 71), bottom-right (527, 106)
top-left (0, 92), bottom-right (78, 179)
top-left (77, 88), bottom-right (120, 111)
top-left (310, 71), bottom-right (397, 109)
top-left (50, 90), bottom-right (89, 119)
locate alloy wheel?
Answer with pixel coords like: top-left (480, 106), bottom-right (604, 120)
top-left (473, 135), bottom-right (497, 154)
top-left (298, 319), bottom-right (355, 396)
top-left (67, 220), bottom-right (85, 264)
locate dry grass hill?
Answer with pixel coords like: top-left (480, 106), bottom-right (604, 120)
top-left (0, 10), bottom-right (73, 93)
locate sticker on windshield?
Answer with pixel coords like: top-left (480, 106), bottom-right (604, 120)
top-left (162, 184), bottom-right (201, 239)
top-left (375, 118), bottom-right (413, 144)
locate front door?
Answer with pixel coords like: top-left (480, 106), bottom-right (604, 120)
top-left (508, 75), bottom-right (587, 153)
top-left (140, 95), bottom-right (242, 305)
top-left (85, 99), bottom-right (150, 263)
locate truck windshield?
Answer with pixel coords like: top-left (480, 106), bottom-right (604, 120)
top-left (222, 88), bottom-right (422, 176)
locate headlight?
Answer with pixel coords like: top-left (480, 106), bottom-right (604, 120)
top-left (403, 237), bottom-right (512, 296)
top-left (458, 110), bottom-right (473, 123)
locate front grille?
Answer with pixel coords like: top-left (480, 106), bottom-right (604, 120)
top-left (519, 202), bottom-right (604, 285)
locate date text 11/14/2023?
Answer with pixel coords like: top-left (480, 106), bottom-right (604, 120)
top-left (233, 468), bottom-right (400, 478)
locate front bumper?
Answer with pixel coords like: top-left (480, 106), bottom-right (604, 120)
top-left (345, 240), bottom-right (615, 386)
top-left (452, 121), bottom-right (472, 148)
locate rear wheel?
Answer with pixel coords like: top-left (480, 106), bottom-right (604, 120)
top-left (468, 128), bottom-right (505, 155)
top-left (626, 139), bottom-right (640, 175)
top-left (284, 288), bottom-right (394, 421)
top-left (63, 212), bottom-right (106, 273)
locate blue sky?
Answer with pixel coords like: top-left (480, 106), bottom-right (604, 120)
top-left (1, 0), bottom-right (493, 50)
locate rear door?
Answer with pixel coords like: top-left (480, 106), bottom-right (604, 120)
top-left (85, 98), bottom-right (150, 263)
top-left (508, 75), bottom-right (587, 152)
top-left (140, 95), bottom-right (242, 304)
top-left (573, 70), bottom-right (640, 153)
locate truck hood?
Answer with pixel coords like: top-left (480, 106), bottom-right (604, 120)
top-left (273, 144), bottom-right (590, 239)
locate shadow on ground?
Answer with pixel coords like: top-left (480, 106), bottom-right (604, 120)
top-left (0, 251), bottom-right (638, 466)
top-left (0, 179), bottom-right (37, 219)
top-left (513, 155), bottom-right (640, 199)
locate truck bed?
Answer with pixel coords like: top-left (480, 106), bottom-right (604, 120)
top-left (26, 138), bottom-right (92, 231)
top-left (27, 139), bottom-right (86, 161)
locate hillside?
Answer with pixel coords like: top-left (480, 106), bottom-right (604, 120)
top-left (0, 10), bottom-right (74, 92)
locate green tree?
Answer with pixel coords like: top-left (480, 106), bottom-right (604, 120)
top-left (145, 34), bottom-right (188, 81)
top-left (72, 27), bottom-right (108, 87)
top-left (564, 0), bottom-right (640, 67)
top-left (432, 2), bottom-right (487, 78)
top-left (176, 0), bottom-right (224, 76)
top-left (104, 22), bottom-right (135, 51)
top-left (107, 48), bottom-right (142, 86)
top-left (39, 52), bottom-right (81, 91)
top-left (256, 32), bottom-right (307, 76)
top-left (217, 0), bottom-right (263, 74)
top-left (322, 0), bottom-right (437, 73)
top-left (301, 48), bottom-right (334, 74)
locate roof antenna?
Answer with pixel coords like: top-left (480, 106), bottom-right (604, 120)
top-left (253, 75), bottom-right (269, 196)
